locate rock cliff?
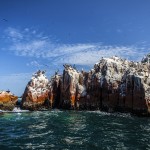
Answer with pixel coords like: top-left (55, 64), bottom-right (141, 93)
top-left (22, 54), bottom-right (150, 115)
top-left (87, 56), bottom-right (149, 114)
top-left (0, 90), bottom-right (18, 110)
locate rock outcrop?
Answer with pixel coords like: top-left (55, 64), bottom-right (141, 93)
top-left (21, 70), bottom-right (50, 110)
top-left (21, 54), bottom-right (150, 115)
top-left (88, 56), bottom-right (149, 114)
top-left (0, 90), bottom-right (18, 110)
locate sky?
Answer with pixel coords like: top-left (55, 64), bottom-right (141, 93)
top-left (0, 0), bottom-right (150, 96)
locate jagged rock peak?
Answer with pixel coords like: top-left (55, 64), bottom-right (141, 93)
top-left (27, 70), bottom-right (49, 99)
top-left (141, 53), bottom-right (150, 64)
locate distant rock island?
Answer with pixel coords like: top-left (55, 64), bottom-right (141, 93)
top-left (1, 54), bottom-right (150, 116)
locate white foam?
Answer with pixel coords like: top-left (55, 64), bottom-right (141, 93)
top-left (12, 107), bottom-right (29, 112)
top-left (0, 107), bottom-right (29, 113)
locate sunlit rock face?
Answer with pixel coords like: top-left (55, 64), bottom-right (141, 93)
top-left (141, 53), bottom-right (150, 64)
top-left (0, 90), bottom-right (18, 110)
top-left (60, 56), bottom-right (150, 115)
top-left (21, 70), bottom-right (50, 110)
top-left (118, 64), bottom-right (147, 114)
top-left (90, 56), bottom-right (148, 114)
top-left (61, 65), bottom-right (79, 108)
top-left (60, 64), bottom-right (86, 109)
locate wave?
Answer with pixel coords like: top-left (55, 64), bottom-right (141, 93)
top-left (0, 107), bottom-right (29, 113)
top-left (86, 110), bottom-right (132, 118)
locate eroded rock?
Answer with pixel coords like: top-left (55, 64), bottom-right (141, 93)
top-left (0, 90), bottom-right (18, 110)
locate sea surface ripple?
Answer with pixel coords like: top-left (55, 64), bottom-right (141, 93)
top-left (0, 110), bottom-right (150, 150)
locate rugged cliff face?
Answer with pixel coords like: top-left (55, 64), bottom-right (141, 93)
top-left (59, 56), bottom-right (150, 115)
top-left (88, 56), bottom-right (149, 114)
top-left (0, 90), bottom-right (18, 110)
top-left (21, 55), bottom-right (150, 115)
top-left (21, 70), bottom-right (50, 110)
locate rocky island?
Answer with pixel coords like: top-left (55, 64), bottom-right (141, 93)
top-left (19, 54), bottom-right (150, 116)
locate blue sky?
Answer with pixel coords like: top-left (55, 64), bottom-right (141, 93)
top-left (0, 0), bottom-right (150, 96)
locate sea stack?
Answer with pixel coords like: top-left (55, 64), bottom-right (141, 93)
top-left (61, 64), bottom-right (86, 109)
top-left (0, 90), bottom-right (18, 110)
top-left (21, 70), bottom-right (50, 110)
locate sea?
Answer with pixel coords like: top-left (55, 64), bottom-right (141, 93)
top-left (0, 109), bottom-right (150, 150)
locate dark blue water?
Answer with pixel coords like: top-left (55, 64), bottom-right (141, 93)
top-left (0, 110), bottom-right (150, 150)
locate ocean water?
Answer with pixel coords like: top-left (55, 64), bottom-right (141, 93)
top-left (0, 110), bottom-right (150, 150)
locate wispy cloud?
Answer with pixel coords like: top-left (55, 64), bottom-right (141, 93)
top-left (26, 60), bottom-right (41, 67)
top-left (4, 27), bottom-right (149, 67)
top-left (116, 29), bottom-right (123, 33)
top-left (5, 27), bottom-right (23, 41)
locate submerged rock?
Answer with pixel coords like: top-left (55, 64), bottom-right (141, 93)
top-left (0, 90), bottom-right (18, 110)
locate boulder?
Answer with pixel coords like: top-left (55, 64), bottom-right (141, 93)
top-left (0, 90), bottom-right (18, 110)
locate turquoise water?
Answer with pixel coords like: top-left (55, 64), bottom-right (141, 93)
top-left (0, 110), bottom-right (150, 150)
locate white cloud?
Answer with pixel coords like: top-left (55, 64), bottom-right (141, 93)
top-left (26, 60), bottom-right (44, 69)
top-left (53, 45), bottom-right (147, 66)
top-left (24, 28), bottom-right (29, 32)
top-left (5, 27), bottom-right (23, 41)
top-left (4, 27), bottom-right (149, 67)
top-left (116, 29), bottom-right (122, 33)
top-left (10, 40), bottom-right (49, 57)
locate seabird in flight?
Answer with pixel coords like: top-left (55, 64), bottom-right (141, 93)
top-left (1, 19), bottom-right (8, 22)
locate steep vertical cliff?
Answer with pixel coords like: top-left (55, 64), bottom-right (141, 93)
top-left (61, 64), bottom-right (86, 109)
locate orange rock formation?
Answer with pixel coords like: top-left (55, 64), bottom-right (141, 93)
top-left (0, 90), bottom-right (18, 110)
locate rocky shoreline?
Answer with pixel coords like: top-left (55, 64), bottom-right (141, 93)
top-left (1, 54), bottom-right (150, 116)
